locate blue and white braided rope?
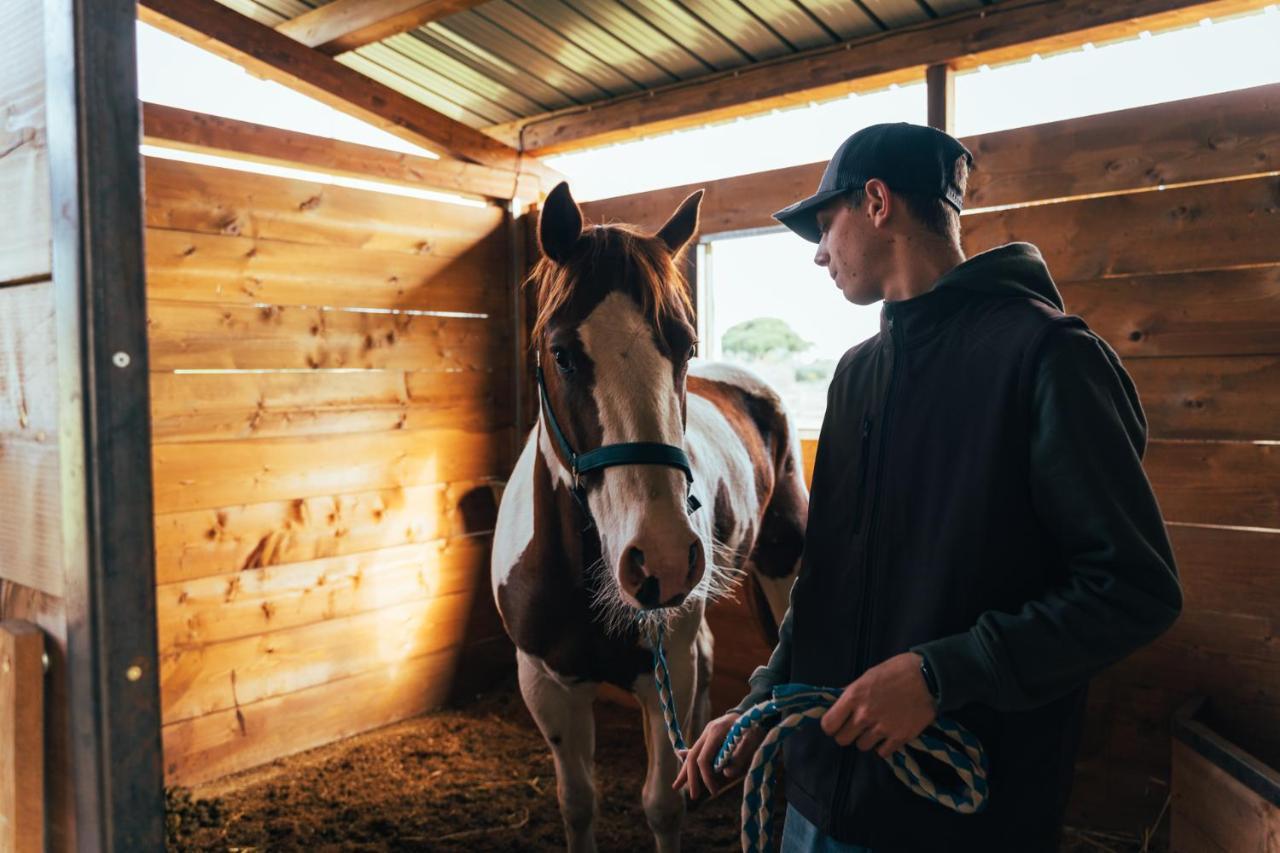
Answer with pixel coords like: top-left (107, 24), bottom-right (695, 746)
top-left (650, 629), bottom-right (989, 853)
top-left (651, 622), bottom-right (686, 752)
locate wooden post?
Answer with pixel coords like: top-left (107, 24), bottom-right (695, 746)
top-left (0, 621), bottom-right (44, 853)
top-left (926, 63), bottom-right (955, 134)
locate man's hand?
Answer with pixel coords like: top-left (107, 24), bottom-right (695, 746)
top-left (820, 652), bottom-right (937, 759)
top-left (672, 711), bottom-right (764, 801)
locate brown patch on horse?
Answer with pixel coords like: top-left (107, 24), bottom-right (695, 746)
top-left (690, 375), bottom-right (806, 581)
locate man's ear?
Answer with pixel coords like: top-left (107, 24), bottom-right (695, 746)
top-left (863, 179), bottom-right (892, 227)
top-left (539, 182), bottom-right (583, 263)
top-left (656, 189), bottom-right (704, 255)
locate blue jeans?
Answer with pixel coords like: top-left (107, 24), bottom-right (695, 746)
top-left (781, 804), bottom-right (875, 853)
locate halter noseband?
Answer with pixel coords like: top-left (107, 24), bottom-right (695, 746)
top-left (535, 356), bottom-right (701, 525)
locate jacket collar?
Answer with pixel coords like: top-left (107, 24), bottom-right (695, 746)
top-left (879, 285), bottom-right (969, 345)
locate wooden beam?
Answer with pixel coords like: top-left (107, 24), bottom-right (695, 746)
top-left (0, 621), bottom-right (43, 853)
top-left (137, 0), bottom-right (557, 185)
top-left (499, 0), bottom-right (1271, 154)
top-left (926, 63), bottom-right (955, 134)
top-left (275, 0), bottom-right (487, 55)
top-left (142, 103), bottom-right (533, 200)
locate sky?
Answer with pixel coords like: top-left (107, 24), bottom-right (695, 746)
top-left (136, 7), bottom-right (1280, 428)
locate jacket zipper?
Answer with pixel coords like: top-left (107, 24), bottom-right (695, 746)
top-left (830, 314), bottom-right (905, 824)
top-left (852, 415), bottom-right (872, 529)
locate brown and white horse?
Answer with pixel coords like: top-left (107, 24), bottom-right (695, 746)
top-left (491, 183), bottom-right (807, 852)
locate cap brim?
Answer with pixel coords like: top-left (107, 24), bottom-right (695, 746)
top-left (772, 188), bottom-right (847, 243)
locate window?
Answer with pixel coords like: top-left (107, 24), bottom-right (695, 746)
top-left (954, 6), bottom-right (1280, 137)
top-left (136, 21), bottom-right (435, 157)
top-left (696, 232), bottom-right (880, 433)
top-left (545, 83), bottom-right (927, 202)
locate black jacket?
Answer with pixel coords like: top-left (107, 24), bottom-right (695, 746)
top-left (735, 243), bottom-right (1182, 851)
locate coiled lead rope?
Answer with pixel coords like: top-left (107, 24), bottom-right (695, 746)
top-left (651, 625), bottom-right (989, 853)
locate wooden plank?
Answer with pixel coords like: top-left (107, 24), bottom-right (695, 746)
top-left (144, 156), bottom-right (507, 257)
top-left (966, 81), bottom-right (1280, 208)
top-left (149, 368), bottom-right (512, 443)
top-left (1128, 356), bottom-right (1280, 441)
top-left (963, 175), bottom-right (1280, 283)
top-left (156, 535), bottom-right (488, 650)
top-left (152, 425), bottom-right (511, 513)
top-left (161, 645), bottom-right (459, 785)
top-left (275, 0), bottom-right (488, 55)
top-left (1172, 740), bottom-right (1278, 852)
top-left (0, 621), bottom-right (43, 853)
top-left (0, 283), bottom-right (58, 437)
top-left (159, 586), bottom-right (475, 723)
top-left (580, 161), bottom-right (822, 238)
top-left (1064, 266), bottom-right (1280, 359)
top-left (926, 63), bottom-right (954, 135)
top-left (0, 439), bottom-right (61, 596)
top-left (143, 229), bottom-right (507, 316)
top-left (152, 479), bottom-right (500, 584)
top-left (146, 300), bottom-right (502, 372)
top-left (141, 103), bottom-right (531, 201)
top-left (499, 0), bottom-right (1270, 154)
top-left (0, 0), bottom-right (49, 287)
top-left (0, 583), bottom-right (69, 853)
top-left (136, 0), bottom-right (558, 182)
top-left (1169, 524), bottom-right (1280, 621)
top-left (1145, 440), bottom-right (1280, 529)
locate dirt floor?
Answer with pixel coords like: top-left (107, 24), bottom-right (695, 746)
top-left (166, 681), bottom-right (1160, 852)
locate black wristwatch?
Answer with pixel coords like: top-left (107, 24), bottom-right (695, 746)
top-left (919, 655), bottom-right (941, 706)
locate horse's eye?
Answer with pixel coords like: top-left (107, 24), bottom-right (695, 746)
top-left (551, 346), bottom-right (575, 374)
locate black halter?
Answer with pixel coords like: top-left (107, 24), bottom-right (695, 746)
top-left (536, 358), bottom-right (701, 526)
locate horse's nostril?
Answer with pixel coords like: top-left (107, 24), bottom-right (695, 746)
top-left (629, 546), bottom-right (646, 569)
top-left (636, 575), bottom-right (661, 609)
top-left (687, 541), bottom-right (702, 585)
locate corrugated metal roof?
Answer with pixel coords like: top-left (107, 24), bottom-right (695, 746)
top-left (227, 0), bottom-right (994, 134)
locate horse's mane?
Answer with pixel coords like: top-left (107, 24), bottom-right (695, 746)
top-left (528, 223), bottom-right (693, 345)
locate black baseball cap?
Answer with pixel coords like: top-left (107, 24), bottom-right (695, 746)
top-left (773, 122), bottom-right (974, 243)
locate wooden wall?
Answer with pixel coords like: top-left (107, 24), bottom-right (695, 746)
top-left (581, 82), bottom-right (1280, 831)
top-left (0, 0), bottom-right (72, 848)
top-left (142, 144), bottom-right (517, 785)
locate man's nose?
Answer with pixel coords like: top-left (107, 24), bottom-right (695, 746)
top-left (814, 237), bottom-right (829, 266)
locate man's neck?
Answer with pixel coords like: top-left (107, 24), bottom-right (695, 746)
top-left (881, 236), bottom-right (966, 303)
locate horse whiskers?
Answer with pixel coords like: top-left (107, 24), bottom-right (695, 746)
top-left (584, 533), bottom-right (750, 639)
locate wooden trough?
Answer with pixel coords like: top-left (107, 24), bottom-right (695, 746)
top-left (0, 0), bottom-right (1277, 848)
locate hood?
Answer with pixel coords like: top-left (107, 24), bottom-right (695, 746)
top-left (933, 242), bottom-right (1064, 311)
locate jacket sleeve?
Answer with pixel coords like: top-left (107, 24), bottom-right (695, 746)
top-left (912, 323), bottom-right (1183, 713)
top-left (731, 585), bottom-right (797, 713)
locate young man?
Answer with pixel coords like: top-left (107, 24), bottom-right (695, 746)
top-left (674, 123), bottom-right (1183, 851)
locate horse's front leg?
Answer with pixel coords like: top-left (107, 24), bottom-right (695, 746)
top-left (635, 624), bottom-right (698, 853)
top-left (517, 650), bottom-right (599, 853)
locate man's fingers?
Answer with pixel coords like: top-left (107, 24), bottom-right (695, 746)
top-left (876, 738), bottom-right (904, 760)
top-left (696, 731), bottom-right (720, 796)
top-left (820, 694), bottom-right (855, 736)
top-left (855, 726), bottom-right (885, 752)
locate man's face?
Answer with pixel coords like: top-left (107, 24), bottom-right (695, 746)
top-left (812, 195), bottom-right (884, 306)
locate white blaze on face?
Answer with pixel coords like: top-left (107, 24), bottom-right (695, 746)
top-left (577, 291), bottom-right (691, 573)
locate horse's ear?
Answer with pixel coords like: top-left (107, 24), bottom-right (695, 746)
top-left (539, 182), bottom-right (584, 264)
top-left (656, 189), bottom-right (704, 255)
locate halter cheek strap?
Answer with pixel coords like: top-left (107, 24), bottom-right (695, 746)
top-left (535, 359), bottom-right (702, 524)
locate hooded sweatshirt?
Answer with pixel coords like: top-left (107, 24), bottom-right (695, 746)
top-left (734, 243), bottom-right (1181, 851)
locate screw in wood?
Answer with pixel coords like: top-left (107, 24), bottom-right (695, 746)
top-left (113, 351), bottom-right (131, 368)
top-left (126, 664), bottom-right (143, 682)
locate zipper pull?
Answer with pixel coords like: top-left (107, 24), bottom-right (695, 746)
top-left (861, 416), bottom-right (872, 440)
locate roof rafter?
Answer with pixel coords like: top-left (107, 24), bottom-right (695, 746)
top-left (491, 0), bottom-right (1270, 155)
top-left (274, 0), bottom-right (489, 56)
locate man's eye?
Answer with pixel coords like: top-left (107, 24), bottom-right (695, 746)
top-left (551, 346), bottom-right (575, 374)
